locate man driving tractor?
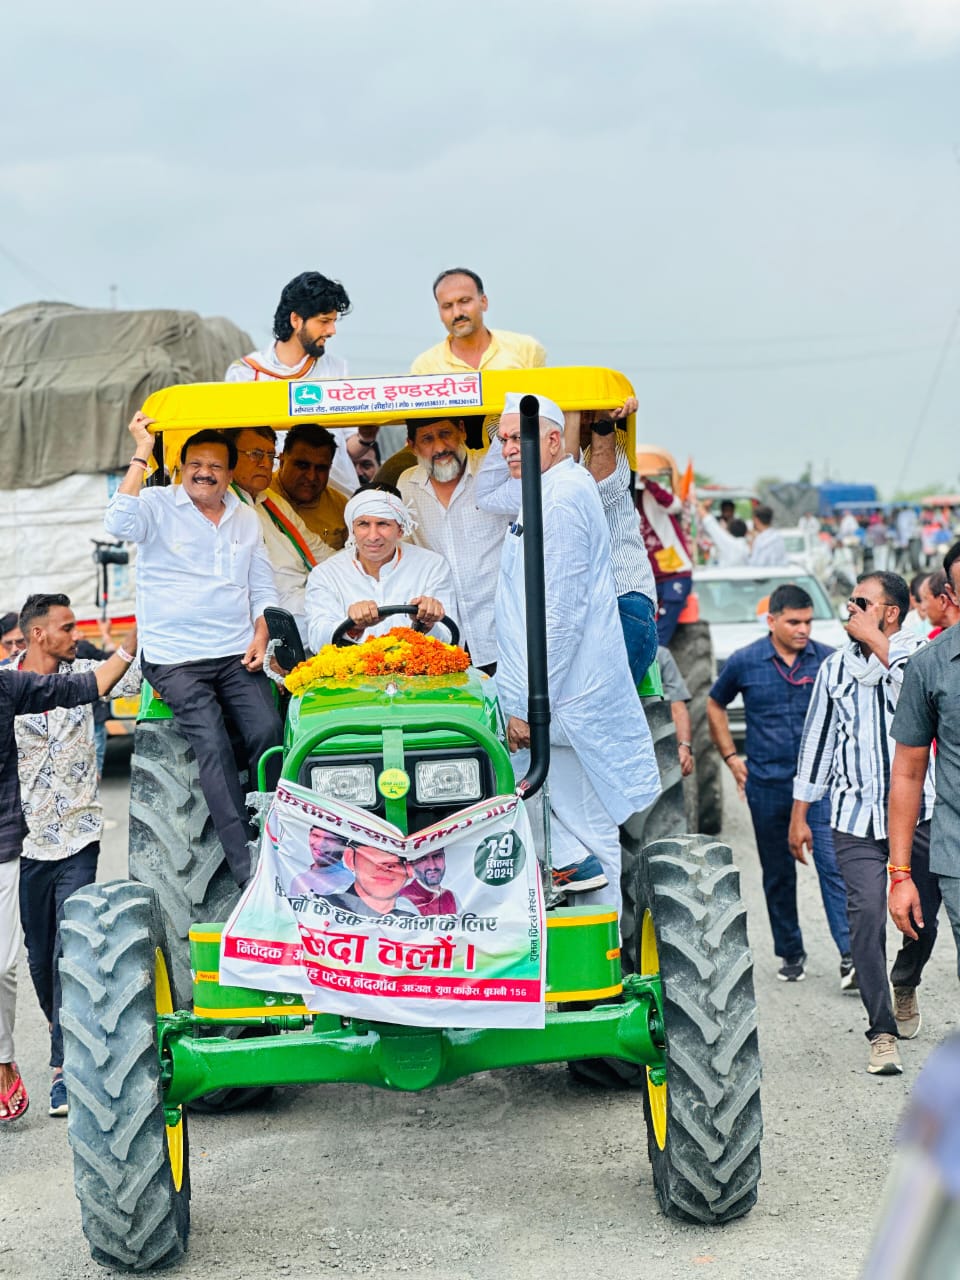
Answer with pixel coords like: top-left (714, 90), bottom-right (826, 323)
top-left (304, 486), bottom-right (458, 652)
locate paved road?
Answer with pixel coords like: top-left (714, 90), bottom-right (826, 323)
top-left (0, 760), bottom-right (956, 1279)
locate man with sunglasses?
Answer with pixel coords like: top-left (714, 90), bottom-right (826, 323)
top-left (790, 571), bottom-right (938, 1076)
top-left (889, 543), bottom-right (960, 1033)
top-left (708, 584), bottom-right (851, 988)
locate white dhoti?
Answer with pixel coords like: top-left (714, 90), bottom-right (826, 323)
top-left (513, 746), bottom-right (624, 917)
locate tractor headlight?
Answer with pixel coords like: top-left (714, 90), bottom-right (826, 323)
top-left (310, 764), bottom-right (377, 808)
top-left (415, 758), bottom-right (481, 804)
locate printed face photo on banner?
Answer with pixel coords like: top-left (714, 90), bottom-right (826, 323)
top-left (221, 782), bottom-right (546, 1030)
top-left (285, 827), bottom-right (460, 919)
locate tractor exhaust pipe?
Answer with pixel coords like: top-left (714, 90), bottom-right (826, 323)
top-left (515, 394), bottom-right (551, 800)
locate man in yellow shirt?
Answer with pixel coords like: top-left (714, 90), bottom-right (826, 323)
top-left (271, 423), bottom-right (349, 551)
top-left (410, 268), bottom-right (546, 375)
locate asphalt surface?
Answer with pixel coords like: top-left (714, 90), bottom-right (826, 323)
top-left (1, 758), bottom-right (957, 1280)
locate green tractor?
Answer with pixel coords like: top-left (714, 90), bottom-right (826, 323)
top-left (59, 372), bottom-right (762, 1271)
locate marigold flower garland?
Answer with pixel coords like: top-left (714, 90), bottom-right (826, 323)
top-left (285, 627), bottom-right (470, 695)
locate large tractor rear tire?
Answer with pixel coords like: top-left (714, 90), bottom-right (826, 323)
top-left (638, 835), bottom-right (762, 1224)
top-left (129, 720), bottom-right (276, 1113)
top-left (128, 719), bottom-right (241, 1007)
top-left (669, 621), bottom-right (722, 835)
top-left (60, 880), bottom-right (190, 1271)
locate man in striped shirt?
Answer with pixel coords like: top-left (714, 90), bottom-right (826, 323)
top-left (790, 571), bottom-right (938, 1076)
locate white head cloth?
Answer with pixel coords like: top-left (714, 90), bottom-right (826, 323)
top-left (344, 489), bottom-right (417, 548)
top-left (501, 391), bottom-right (565, 430)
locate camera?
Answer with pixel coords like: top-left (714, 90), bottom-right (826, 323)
top-left (91, 540), bottom-right (129, 567)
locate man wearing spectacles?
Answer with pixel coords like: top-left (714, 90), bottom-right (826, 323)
top-left (790, 571), bottom-right (939, 1076)
top-left (227, 426), bottom-right (331, 644)
top-left (0, 614), bottom-right (25, 665)
top-left (103, 415), bottom-right (283, 890)
top-left (708, 584), bottom-right (851, 989)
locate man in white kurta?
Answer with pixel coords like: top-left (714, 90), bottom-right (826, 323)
top-left (398, 416), bottom-right (511, 670)
top-left (494, 393), bottom-right (661, 915)
top-left (305, 489), bottom-right (459, 653)
top-left (228, 426), bottom-right (332, 644)
top-left (224, 269), bottom-right (375, 496)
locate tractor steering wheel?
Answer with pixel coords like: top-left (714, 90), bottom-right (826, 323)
top-left (331, 604), bottom-right (461, 648)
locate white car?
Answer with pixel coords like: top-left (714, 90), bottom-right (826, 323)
top-left (779, 527), bottom-right (833, 579)
top-left (694, 565), bottom-right (847, 740)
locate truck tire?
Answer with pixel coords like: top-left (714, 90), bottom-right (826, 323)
top-left (128, 720), bottom-right (240, 1006)
top-left (567, 694), bottom-right (686, 1090)
top-left (638, 835), bottom-right (762, 1224)
top-left (60, 880), bottom-right (190, 1271)
top-left (668, 621), bottom-right (722, 835)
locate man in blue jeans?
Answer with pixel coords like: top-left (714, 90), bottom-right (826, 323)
top-left (14, 594), bottom-right (141, 1117)
top-left (707, 584), bottom-right (852, 986)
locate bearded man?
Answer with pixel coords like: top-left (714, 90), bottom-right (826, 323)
top-left (397, 417), bottom-right (511, 672)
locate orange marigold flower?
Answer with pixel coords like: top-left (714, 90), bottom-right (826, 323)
top-left (285, 627), bottom-right (469, 693)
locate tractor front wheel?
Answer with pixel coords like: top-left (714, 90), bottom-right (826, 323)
top-left (638, 835), bottom-right (762, 1224)
top-left (60, 880), bottom-right (190, 1271)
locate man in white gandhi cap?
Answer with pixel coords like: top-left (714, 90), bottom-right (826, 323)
top-left (491, 392), bottom-right (660, 913)
top-left (304, 483), bottom-right (459, 652)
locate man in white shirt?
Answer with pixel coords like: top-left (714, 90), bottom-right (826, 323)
top-left (699, 501), bottom-right (750, 567)
top-left (227, 425), bottom-right (331, 644)
top-left (749, 505), bottom-right (788, 567)
top-left (225, 270), bottom-right (375, 495)
top-left (494, 393), bottom-right (660, 913)
top-left (104, 415), bottom-right (283, 888)
top-left (789, 571), bottom-right (938, 1076)
top-left (398, 416), bottom-right (511, 672)
top-left (305, 487), bottom-right (458, 653)
top-left (411, 268), bottom-right (546, 375)
top-left (477, 404), bottom-right (658, 685)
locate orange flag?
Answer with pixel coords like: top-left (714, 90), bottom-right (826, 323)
top-left (678, 457), bottom-right (695, 502)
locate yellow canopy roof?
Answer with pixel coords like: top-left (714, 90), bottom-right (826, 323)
top-left (142, 365), bottom-right (640, 462)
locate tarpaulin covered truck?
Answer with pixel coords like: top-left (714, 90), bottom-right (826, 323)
top-left (0, 300), bottom-right (251, 625)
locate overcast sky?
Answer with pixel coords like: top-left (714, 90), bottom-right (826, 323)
top-left (4, 0), bottom-right (960, 494)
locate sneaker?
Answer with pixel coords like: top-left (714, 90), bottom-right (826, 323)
top-left (893, 986), bottom-right (921, 1040)
top-left (552, 854), bottom-right (608, 894)
top-left (777, 952), bottom-right (807, 982)
top-left (840, 955), bottom-right (858, 993)
top-left (867, 1033), bottom-right (903, 1075)
top-left (49, 1076), bottom-right (68, 1117)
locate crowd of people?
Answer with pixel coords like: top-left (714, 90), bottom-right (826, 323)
top-left (0, 266), bottom-right (664, 1125)
top-left (1, 264), bottom-right (957, 1131)
top-left (708, 555), bottom-right (960, 1076)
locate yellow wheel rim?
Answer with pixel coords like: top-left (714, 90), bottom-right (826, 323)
top-left (641, 910), bottom-right (668, 1151)
top-left (155, 948), bottom-right (185, 1192)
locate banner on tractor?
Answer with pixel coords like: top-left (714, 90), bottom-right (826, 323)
top-left (289, 373), bottom-right (482, 417)
top-left (219, 781), bottom-right (546, 1029)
